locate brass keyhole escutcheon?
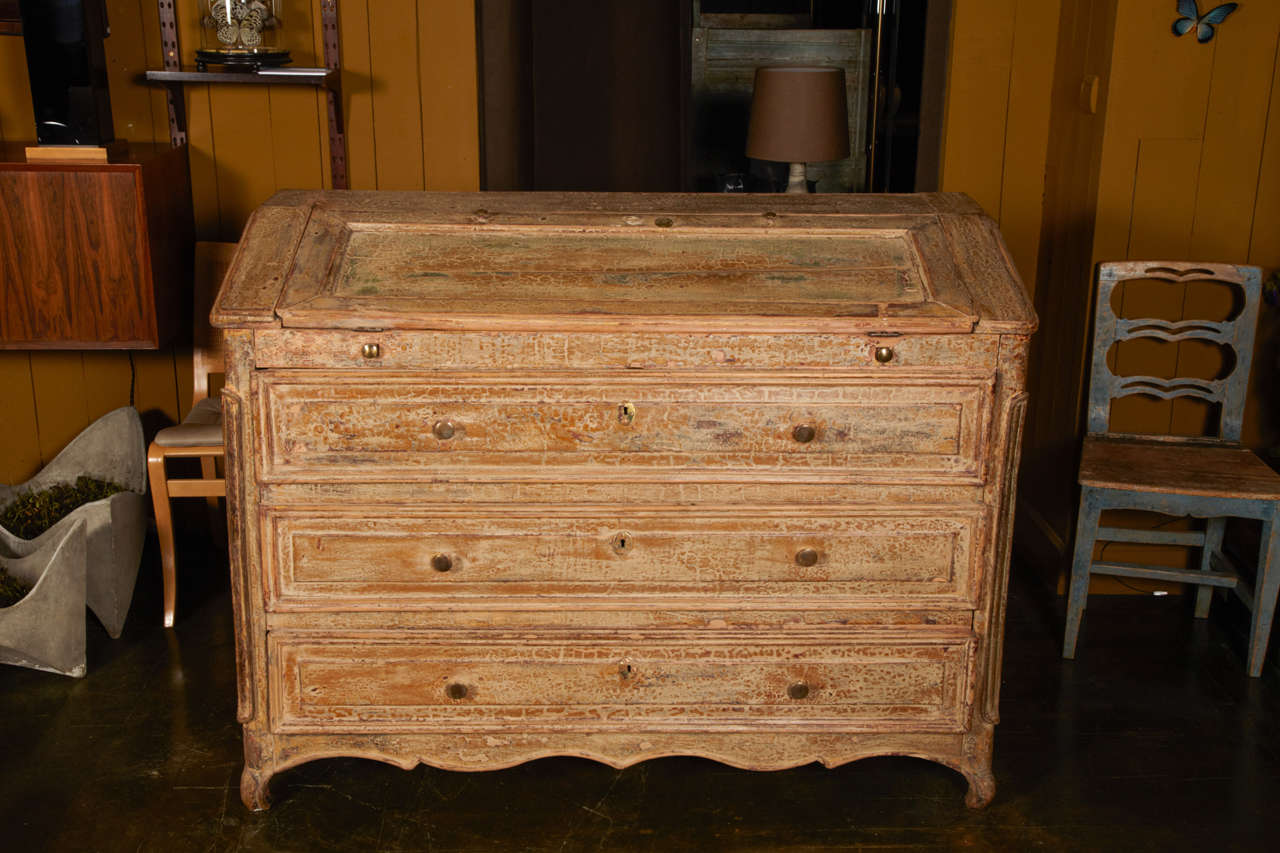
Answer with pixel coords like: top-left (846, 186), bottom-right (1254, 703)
top-left (795, 548), bottom-right (819, 568)
top-left (361, 342), bottom-right (381, 359)
top-left (446, 682), bottom-right (469, 700)
top-left (792, 424), bottom-right (816, 444)
top-left (433, 420), bottom-right (456, 440)
top-left (611, 532), bottom-right (633, 555)
top-left (619, 662), bottom-right (636, 680)
top-left (431, 554), bottom-right (453, 573)
top-left (874, 346), bottom-right (894, 364)
top-left (618, 402), bottom-right (637, 424)
top-left (788, 682), bottom-right (810, 700)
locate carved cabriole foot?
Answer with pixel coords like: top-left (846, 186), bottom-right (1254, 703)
top-left (962, 767), bottom-right (996, 809)
top-left (240, 729), bottom-right (275, 810)
top-left (960, 723), bottom-right (996, 808)
top-left (240, 764), bottom-right (273, 811)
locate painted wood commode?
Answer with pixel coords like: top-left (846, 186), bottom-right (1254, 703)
top-left (211, 191), bottom-right (1036, 810)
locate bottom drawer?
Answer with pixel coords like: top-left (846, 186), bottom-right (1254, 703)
top-left (271, 632), bottom-right (974, 734)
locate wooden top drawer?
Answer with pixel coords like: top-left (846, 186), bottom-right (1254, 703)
top-left (255, 372), bottom-right (993, 483)
top-left (270, 632), bottom-right (974, 734)
top-left (263, 508), bottom-right (982, 610)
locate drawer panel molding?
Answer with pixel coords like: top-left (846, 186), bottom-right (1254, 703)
top-left (257, 372), bottom-right (993, 483)
top-left (264, 509), bottom-right (982, 609)
top-left (272, 634), bottom-right (975, 735)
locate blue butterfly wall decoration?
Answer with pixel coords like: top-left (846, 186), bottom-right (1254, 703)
top-left (1173, 0), bottom-right (1239, 43)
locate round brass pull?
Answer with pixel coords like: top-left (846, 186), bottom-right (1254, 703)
top-left (433, 420), bottom-right (456, 440)
top-left (361, 342), bottom-right (381, 359)
top-left (792, 424), bottom-right (816, 444)
top-left (795, 548), bottom-right (819, 568)
top-left (445, 682), bottom-right (469, 700)
top-left (874, 346), bottom-right (894, 364)
top-left (788, 682), bottom-right (810, 700)
top-left (431, 554), bottom-right (453, 573)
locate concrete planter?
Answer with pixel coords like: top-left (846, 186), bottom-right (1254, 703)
top-left (0, 519), bottom-right (88, 676)
top-left (0, 407), bottom-right (147, 639)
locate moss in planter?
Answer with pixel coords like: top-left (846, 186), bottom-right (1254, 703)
top-left (0, 476), bottom-right (127, 541)
top-left (0, 566), bottom-right (30, 608)
top-left (0, 563), bottom-right (31, 607)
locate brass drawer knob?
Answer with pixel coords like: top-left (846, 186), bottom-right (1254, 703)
top-left (788, 682), bottom-right (810, 700)
top-left (361, 342), bottom-right (381, 359)
top-left (431, 554), bottom-right (453, 573)
top-left (433, 420), bottom-right (456, 440)
top-left (795, 548), bottom-right (819, 567)
top-left (874, 345), bottom-right (894, 363)
top-left (445, 682), bottom-right (469, 700)
top-left (791, 424), bottom-right (816, 443)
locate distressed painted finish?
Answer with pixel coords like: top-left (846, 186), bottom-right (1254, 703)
top-left (255, 372), bottom-right (993, 484)
top-left (271, 632), bottom-right (974, 732)
top-left (252, 329), bottom-right (1001, 372)
top-left (214, 191), bottom-right (1035, 811)
top-left (264, 509), bottom-right (981, 608)
top-left (1063, 261), bottom-right (1280, 677)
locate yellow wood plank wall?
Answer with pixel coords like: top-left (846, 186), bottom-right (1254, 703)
top-left (1091, 0), bottom-right (1280, 450)
top-left (0, 1), bottom-right (478, 487)
top-left (938, 0), bottom-right (1062, 298)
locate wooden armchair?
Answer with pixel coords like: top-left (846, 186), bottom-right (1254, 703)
top-left (1063, 261), bottom-right (1280, 676)
top-left (147, 242), bottom-right (236, 628)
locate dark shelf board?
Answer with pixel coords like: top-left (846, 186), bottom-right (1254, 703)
top-left (145, 67), bottom-right (336, 86)
top-left (143, 67), bottom-right (342, 135)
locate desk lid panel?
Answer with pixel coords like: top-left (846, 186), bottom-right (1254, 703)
top-left (213, 191), bottom-right (1036, 335)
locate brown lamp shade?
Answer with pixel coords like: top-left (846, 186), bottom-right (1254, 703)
top-left (745, 66), bottom-right (850, 163)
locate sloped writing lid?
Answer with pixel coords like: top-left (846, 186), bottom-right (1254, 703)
top-left (213, 192), bottom-right (1035, 335)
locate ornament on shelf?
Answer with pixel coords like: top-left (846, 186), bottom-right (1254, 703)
top-left (197, 0), bottom-right (290, 71)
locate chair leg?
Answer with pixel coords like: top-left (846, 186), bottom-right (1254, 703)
top-left (1246, 510), bottom-right (1280, 677)
top-left (146, 443), bottom-right (178, 629)
top-left (199, 455), bottom-right (226, 547)
top-left (1195, 517), bottom-right (1226, 619)
top-left (1064, 490), bottom-right (1101, 659)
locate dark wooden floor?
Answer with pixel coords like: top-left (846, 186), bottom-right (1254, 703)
top-left (2, 530), bottom-right (1278, 852)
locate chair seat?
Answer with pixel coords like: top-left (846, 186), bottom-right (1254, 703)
top-left (1079, 435), bottom-right (1280, 501)
top-left (153, 397), bottom-right (223, 447)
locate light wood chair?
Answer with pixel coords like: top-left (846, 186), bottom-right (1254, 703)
top-left (1063, 260), bottom-right (1280, 677)
top-left (147, 242), bottom-right (236, 628)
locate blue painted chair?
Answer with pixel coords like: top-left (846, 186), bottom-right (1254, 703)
top-left (1062, 260), bottom-right (1280, 677)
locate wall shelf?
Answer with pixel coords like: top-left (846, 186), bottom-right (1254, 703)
top-left (144, 67), bottom-right (343, 135)
top-left (143, 0), bottom-right (347, 188)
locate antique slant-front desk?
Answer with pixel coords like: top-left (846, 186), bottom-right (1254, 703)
top-left (212, 191), bottom-right (1036, 810)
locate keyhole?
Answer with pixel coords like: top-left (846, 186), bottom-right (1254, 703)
top-left (611, 532), bottom-right (632, 554)
top-left (619, 662), bottom-right (635, 680)
top-left (618, 402), bottom-right (637, 424)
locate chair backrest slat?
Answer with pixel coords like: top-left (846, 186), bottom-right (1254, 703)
top-left (1087, 261), bottom-right (1263, 441)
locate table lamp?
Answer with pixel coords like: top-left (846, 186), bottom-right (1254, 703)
top-left (745, 66), bottom-right (850, 193)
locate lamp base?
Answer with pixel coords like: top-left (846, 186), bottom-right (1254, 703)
top-left (785, 162), bottom-right (809, 193)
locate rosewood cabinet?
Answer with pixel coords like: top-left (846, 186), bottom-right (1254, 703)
top-left (0, 143), bottom-right (193, 349)
top-left (212, 191), bottom-right (1036, 809)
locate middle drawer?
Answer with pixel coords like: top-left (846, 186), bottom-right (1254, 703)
top-left (262, 508), bottom-right (982, 610)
